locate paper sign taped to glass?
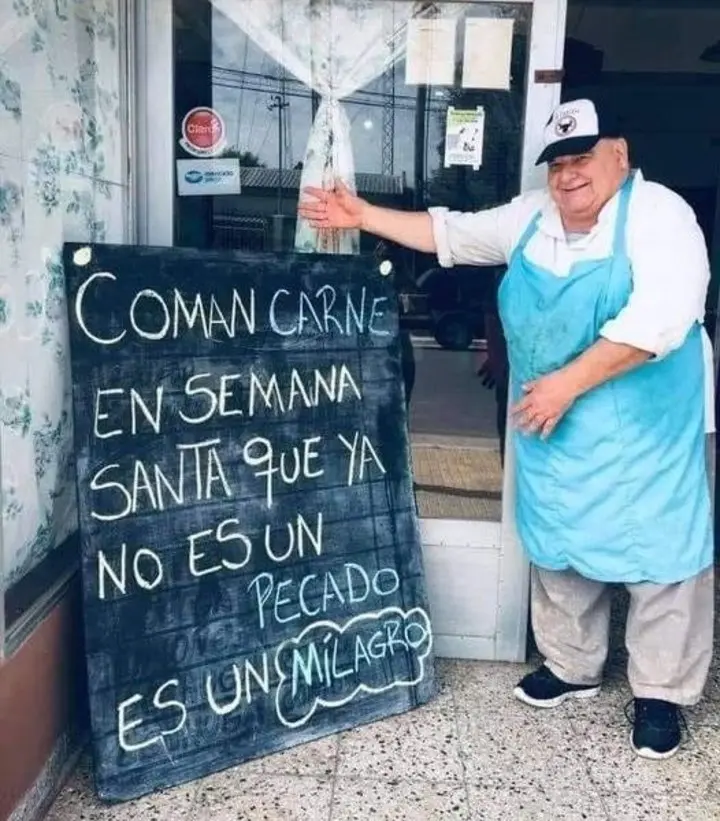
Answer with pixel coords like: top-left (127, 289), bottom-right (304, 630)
top-left (461, 17), bottom-right (514, 90)
top-left (208, 0), bottom-right (466, 254)
top-left (404, 17), bottom-right (457, 86)
top-left (444, 106), bottom-right (485, 170)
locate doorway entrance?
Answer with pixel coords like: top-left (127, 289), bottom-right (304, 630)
top-left (134, 0), bottom-right (568, 659)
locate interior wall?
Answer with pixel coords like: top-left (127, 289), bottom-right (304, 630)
top-left (566, 4), bottom-right (720, 74)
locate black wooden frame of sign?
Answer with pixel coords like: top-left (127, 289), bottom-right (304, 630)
top-left (63, 242), bottom-right (436, 802)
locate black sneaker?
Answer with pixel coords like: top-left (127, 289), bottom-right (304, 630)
top-left (628, 698), bottom-right (683, 760)
top-left (513, 665), bottom-right (601, 708)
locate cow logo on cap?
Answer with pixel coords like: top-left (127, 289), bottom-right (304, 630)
top-left (555, 114), bottom-right (577, 137)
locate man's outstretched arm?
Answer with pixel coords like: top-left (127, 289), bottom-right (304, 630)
top-left (299, 182), bottom-right (437, 253)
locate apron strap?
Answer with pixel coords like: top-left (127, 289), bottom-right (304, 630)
top-left (611, 170), bottom-right (636, 257)
top-left (513, 171), bottom-right (635, 263)
top-left (510, 211), bottom-right (542, 264)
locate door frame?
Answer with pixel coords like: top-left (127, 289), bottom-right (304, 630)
top-left (132, 0), bottom-right (569, 661)
top-left (134, 0), bottom-right (175, 246)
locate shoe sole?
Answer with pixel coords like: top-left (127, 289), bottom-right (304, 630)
top-left (513, 684), bottom-right (601, 709)
top-left (629, 731), bottom-right (680, 761)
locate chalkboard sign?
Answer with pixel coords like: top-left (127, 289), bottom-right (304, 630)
top-left (63, 243), bottom-right (436, 802)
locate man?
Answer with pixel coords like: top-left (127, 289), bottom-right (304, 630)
top-left (299, 98), bottom-right (716, 760)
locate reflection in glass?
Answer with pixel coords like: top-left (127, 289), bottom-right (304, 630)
top-left (173, 1), bottom-right (531, 522)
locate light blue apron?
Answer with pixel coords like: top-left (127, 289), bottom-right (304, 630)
top-left (498, 172), bottom-right (713, 584)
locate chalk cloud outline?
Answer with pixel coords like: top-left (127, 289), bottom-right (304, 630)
top-left (274, 606), bottom-right (433, 729)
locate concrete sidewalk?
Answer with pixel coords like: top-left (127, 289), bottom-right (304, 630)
top-left (45, 587), bottom-right (720, 821)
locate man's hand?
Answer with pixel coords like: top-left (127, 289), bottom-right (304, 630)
top-left (298, 181), bottom-right (365, 230)
top-left (510, 339), bottom-right (651, 440)
top-left (511, 369), bottom-right (580, 440)
top-left (477, 360), bottom-right (496, 389)
top-left (300, 182), bottom-right (437, 253)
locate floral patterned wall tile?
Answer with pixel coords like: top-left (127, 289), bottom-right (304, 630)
top-left (61, 172), bottom-right (126, 244)
top-left (1, 0), bottom-right (128, 593)
top-left (2, 157), bottom-right (82, 591)
top-left (15, 8), bottom-right (124, 184)
top-left (87, 178), bottom-right (127, 244)
top-left (0, 63), bottom-right (23, 161)
top-left (0, 154), bottom-right (24, 272)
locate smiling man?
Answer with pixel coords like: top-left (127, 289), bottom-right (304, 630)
top-left (298, 98), bottom-right (715, 760)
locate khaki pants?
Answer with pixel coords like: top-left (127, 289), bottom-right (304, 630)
top-left (531, 564), bottom-right (715, 705)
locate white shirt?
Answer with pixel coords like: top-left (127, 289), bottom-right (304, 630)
top-left (428, 169), bottom-right (715, 432)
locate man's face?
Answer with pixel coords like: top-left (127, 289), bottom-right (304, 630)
top-left (547, 139), bottom-right (629, 228)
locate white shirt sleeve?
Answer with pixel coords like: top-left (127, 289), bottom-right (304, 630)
top-left (600, 183), bottom-right (711, 359)
top-left (428, 192), bottom-right (545, 268)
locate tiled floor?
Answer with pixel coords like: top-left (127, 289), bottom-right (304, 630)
top-left (46, 604), bottom-right (720, 821)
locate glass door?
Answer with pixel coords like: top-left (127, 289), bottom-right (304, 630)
top-left (134, 0), bottom-right (568, 660)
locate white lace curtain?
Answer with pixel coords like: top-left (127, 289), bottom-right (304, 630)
top-left (209, 0), bottom-right (463, 254)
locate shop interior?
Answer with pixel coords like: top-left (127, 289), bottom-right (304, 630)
top-left (173, 0), bottom-right (532, 524)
